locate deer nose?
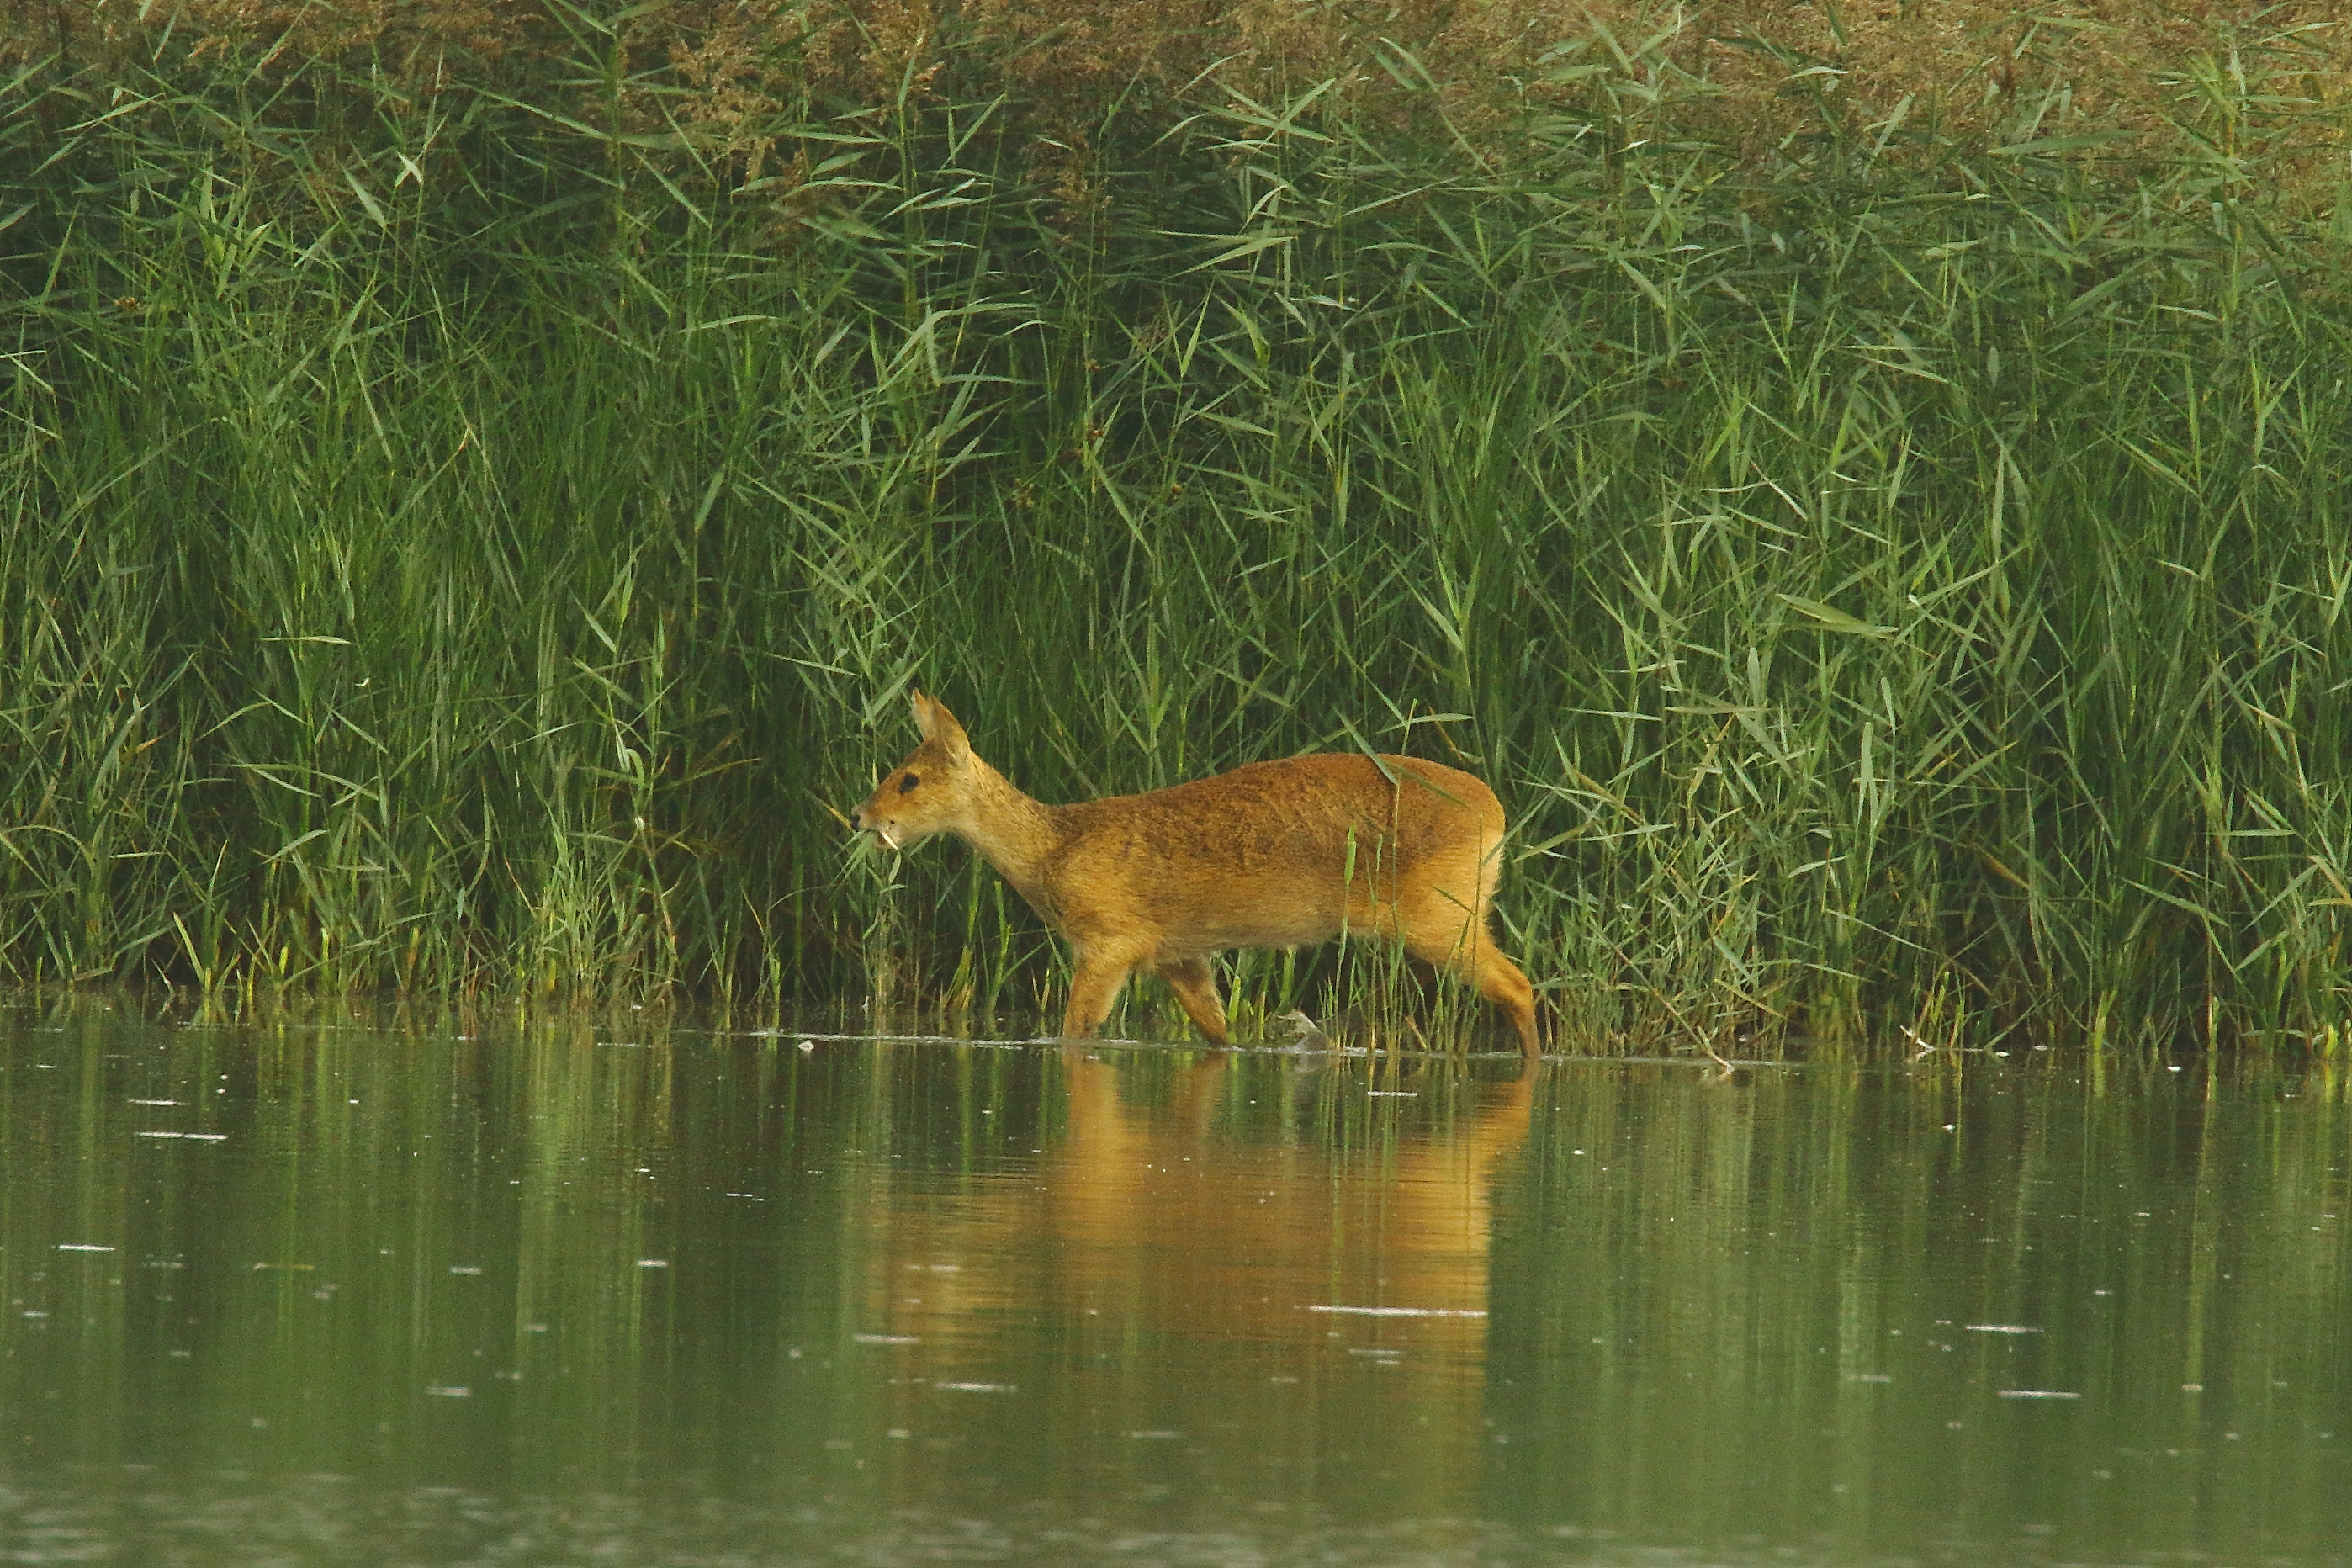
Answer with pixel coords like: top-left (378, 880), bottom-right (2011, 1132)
top-left (849, 804), bottom-right (865, 830)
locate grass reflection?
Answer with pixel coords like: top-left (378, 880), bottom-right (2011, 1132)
top-left (0, 1000), bottom-right (2346, 1566)
top-left (1486, 1058), bottom-right (2352, 1560)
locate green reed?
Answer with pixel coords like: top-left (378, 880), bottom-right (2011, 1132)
top-left (2, 19), bottom-right (2347, 1055)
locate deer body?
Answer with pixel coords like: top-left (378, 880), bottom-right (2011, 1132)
top-left (850, 692), bottom-right (1541, 1055)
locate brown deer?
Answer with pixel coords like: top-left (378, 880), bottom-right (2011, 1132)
top-left (848, 692), bottom-right (1542, 1055)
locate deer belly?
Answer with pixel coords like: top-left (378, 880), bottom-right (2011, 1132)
top-left (1147, 875), bottom-right (1354, 956)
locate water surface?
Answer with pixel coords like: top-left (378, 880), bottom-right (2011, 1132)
top-left (2, 1003), bottom-right (2345, 1565)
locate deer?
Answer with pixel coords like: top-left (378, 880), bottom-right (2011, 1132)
top-left (848, 691), bottom-right (1542, 1056)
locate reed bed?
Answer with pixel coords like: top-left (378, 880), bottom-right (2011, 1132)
top-left (3, 8), bottom-right (2348, 1055)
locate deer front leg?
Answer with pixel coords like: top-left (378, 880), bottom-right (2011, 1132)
top-left (1060, 948), bottom-right (1137, 1038)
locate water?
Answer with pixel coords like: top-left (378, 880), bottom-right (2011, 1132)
top-left (2, 1002), bottom-right (2346, 1566)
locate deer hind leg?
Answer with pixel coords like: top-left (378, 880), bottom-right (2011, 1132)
top-left (1473, 940), bottom-right (1542, 1058)
top-left (1401, 896), bottom-right (1542, 1058)
top-left (1152, 956), bottom-right (1231, 1045)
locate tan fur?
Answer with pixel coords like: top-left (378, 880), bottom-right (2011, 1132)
top-left (849, 691), bottom-right (1542, 1055)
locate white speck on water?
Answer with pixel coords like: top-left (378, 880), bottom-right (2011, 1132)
top-left (2182, 1383), bottom-right (2203, 1392)
top-left (424, 1385), bottom-right (472, 1398)
top-left (798, 1041), bottom-right (816, 1052)
top-left (853, 1332), bottom-right (918, 1344)
top-left (2168, 1064), bottom-right (2183, 1072)
top-left (449, 1266), bottom-right (484, 1275)
top-left (56, 1244), bottom-right (115, 1253)
top-left (1365, 1091), bottom-right (1417, 1098)
top-left (1306, 1305), bottom-right (1486, 1318)
top-left (887, 1428), bottom-right (910, 1439)
top-left (22, 1311), bottom-right (49, 1319)
top-left (637, 1259), bottom-right (668, 1269)
top-left (128, 1099), bottom-right (183, 1106)
top-left (1966, 1324), bottom-right (2043, 1334)
top-left (1126, 1431), bottom-right (1184, 1440)
top-left (935, 1382), bottom-right (1014, 1392)
top-left (1849, 1374), bottom-right (1893, 1383)
top-left (2000, 1390), bottom-right (2080, 1399)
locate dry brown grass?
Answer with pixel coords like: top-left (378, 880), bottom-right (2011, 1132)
top-left (12, 3), bottom-right (2349, 201)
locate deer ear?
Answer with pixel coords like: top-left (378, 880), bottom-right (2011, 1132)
top-left (910, 690), bottom-right (971, 764)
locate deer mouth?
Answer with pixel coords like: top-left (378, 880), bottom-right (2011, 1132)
top-left (872, 823), bottom-right (902, 852)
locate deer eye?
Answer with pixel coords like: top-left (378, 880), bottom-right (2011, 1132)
top-left (898, 772), bottom-right (920, 794)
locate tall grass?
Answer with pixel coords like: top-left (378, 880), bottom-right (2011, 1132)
top-left (3, 13), bottom-right (2348, 1053)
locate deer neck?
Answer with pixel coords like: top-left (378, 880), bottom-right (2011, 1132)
top-left (953, 759), bottom-right (1067, 910)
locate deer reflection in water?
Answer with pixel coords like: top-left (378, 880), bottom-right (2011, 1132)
top-left (847, 1050), bottom-right (1538, 1507)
